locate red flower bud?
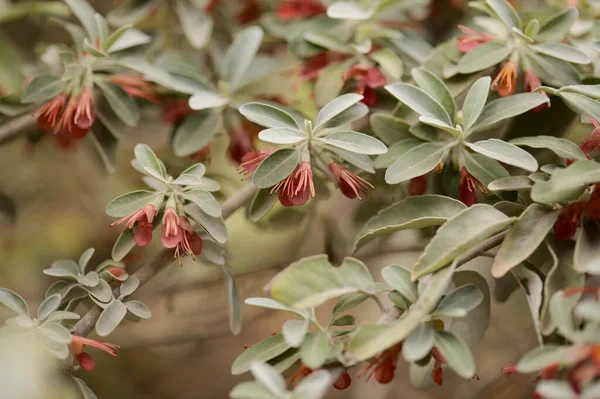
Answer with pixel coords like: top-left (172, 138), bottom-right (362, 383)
top-left (333, 371), bottom-right (352, 390)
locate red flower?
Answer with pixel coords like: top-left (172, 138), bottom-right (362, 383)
top-left (276, 0), bottom-right (327, 20)
top-left (189, 141), bottom-right (214, 163)
top-left (271, 161), bottom-right (315, 206)
top-left (456, 25), bottom-right (494, 53)
top-left (409, 175), bottom-right (428, 196)
top-left (459, 167), bottom-right (487, 206)
top-left (492, 61), bottom-right (517, 97)
top-left (287, 364), bottom-right (313, 386)
top-left (111, 204), bottom-right (157, 246)
top-left (328, 163), bottom-right (374, 200)
top-left (554, 202), bottom-right (585, 240)
top-left (357, 344), bottom-right (401, 384)
top-left (162, 99), bottom-right (194, 125)
top-left (431, 347), bottom-right (446, 385)
top-left (69, 335), bottom-right (119, 371)
top-left (110, 75), bottom-right (159, 104)
top-left (524, 71), bottom-right (548, 112)
top-left (580, 118), bottom-right (600, 157)
top-left (161, 208), bottom-right (202, 263)
top-left (343, 65), bottom-right (387, 106)
top-left (238, 0), bottom-right (260, 24)
top-left (238, 149), bottom-right (274, 178)
top-left (229, 127), bottom-right (256, 164)
top-left (35, 93), bottom-right (67, 130)
top-left (333, 371), bottom-right (352, 390)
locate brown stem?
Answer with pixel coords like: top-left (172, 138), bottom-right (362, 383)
top-left (0, 114), bottom-right (38, 144)
top-left (72, 183), bottom-right (258, 337)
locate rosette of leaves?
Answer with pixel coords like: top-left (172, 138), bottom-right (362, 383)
top-left (106, 144), bottom-right (226, 261)
top-left (165, 25), bottom-right (283, 157)
top-left (230, 255), bottom-right (487, 396)
top-left (509, 289), bottom-right (600, 399)
top-left (382, 71), bottom-right (547, 186)
top-left (239, 93), bottom-right (387, 214)
top-left (454, 2), bottom-right (588, 86)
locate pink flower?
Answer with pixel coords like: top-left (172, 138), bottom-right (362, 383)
top-left (161, 208), bottom-right (202, 263)
top-left (343, 65), bottom-right (387, 106)
top-left (110, 75), bottom-right (159, 104)
top-left (524, 71), bottom-right (548, 112)
top-left (35, 93), bottom-right (67, 130)
top-left (111, 204), bottom-right (156, 247)
top-left (456, 25), bottom-right (494, 53)
top-left (328, 163), bottom-right (374, 200)
top-left (238, 149), bottom-right (273, 178)
top-left (276, 0), bottom-right (327, 20)
top-left (492, 61), bottom-right (517, 97)
top-left (459, 167), bottom-right (487, 207)
top-left (271, 162), bottom-right (315, 206)
top-left (161, 207), bottom-right (180, 248)
top-left (69, 335), bottom-right (120, 371)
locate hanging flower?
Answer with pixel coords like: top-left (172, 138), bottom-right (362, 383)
top-left (109, 75), bottom-right (159, 104)
top-left (271, 161), bottom-right (315, 207)
top-left (35, 93), bottom-right (67, 130)
top-left (276, 0), bottom-right (327, 20)
top-left (110, 204), bottom-right (157, 246)
top-left (162, 99), bottom-right (194, 125)
top-left (161, 208), bottom-right (202, 263)
top-left (456, 25), bottom-right (494, 53)
top-left (229, 127), bottom-right (256, 164)
top-left (580, 118), bottom-right (600, 157)
top-left (69, 335), bottom-right (119, 371)
top-left (492, 61), bottom-right (517, 97)
top-left (431, 347), bottom-right (447, 385)
top-left (343, 65), bottom-right (387, 106)
top-left (523, 71), bottom-right (548, 112)
top-left (287, 364), bottom-right (313, 386)
top-left (357, 344), bottom-right (401, 384)
top-left (409, 175), bottom-right (428, 196)
top-left (333, 371), bottom-right (352, 390)
top-left (328, 163), bottom-right (374, 200)
top-left (238, 0), bottom-right (260, 23)
top-left (459, 167), bottom-right (487, 206)
top-left (554, 202), bottom-right (585, 240)
top-left (238, 149), bottom-right (274, 178)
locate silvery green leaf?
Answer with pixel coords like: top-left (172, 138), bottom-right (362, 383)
top-left (466, 139), bottom-right (538, 172)
top-left (252, 148), bottom-right (300, 189)
top-left (119, 275), bottom-right (140, 298)
top-left (258, 127), bottom-right (307, 144)
top-left (536, 381), bottom-right (577, 399)
top-left (369, 113), bottom-right (412, 145)
top-left (450, 271), bottom-right (490, 350)
top-left (574, 221), bottom-right (600, 274)
top-left (530, 43), bottom-right (590, 65)
top-left (434, 331), bottom-right (476, 379)
top-left (559, 91), bottom-right (600, 122)
top-left (432, 284), bottom-right (483, 318)
top-left (78, 248), bottom-right (94, 274)
top-left (73, 377), bottom-right (98, 399)
top-left (112, 229), bottom-right (136, 262)
top-left (331, 293), bottom-right (369, 318)
top-left (172, 163), bottom-right (206, 183)
top-left (410, 358), bottom-right (435, 390)
top-left (388, 291), bottom-right (410, 310)
top-left (96, 300), bottom-right (127, 336)
top-left (531, 160), bottom-right (600, 203)
top-left (402, 324), bottom-right (435, 362)
top-left (488, 176), bottom-right (533, 191)
top-left (232, 334), bottom-right (291, 375)
top-left (374, 138), bottom-right (422, 169)
top-left (44, 260), bottom-right (80, 279)
top-left (293, 370), bottom-right (332, 399)
top-left (21, 75), bottom-right (64, 104)
top-left (64, 0), bottom-right (97, 41)
top-left (315, 93), bottom-right (363, 129)
top-left (369, 48), bottom-right (403, 80)
top-left (457, 42), bottom-right (512, 74)
top-left (412, 205), bottom-right (515, 280)
top-left (304, 31), bottom-right (349, 54)
top-left (381, 265), bottom-right (418, 303)
top-left (106, 28), bottom-right (150, 52)
top-left (240, 102), bottom-right (299, 129)
top-left (464, 152), bottom-right (510, 188)
top-left (249, 362), bottom-right (286, 396)
top-left (536, 6), bottom-right (578, 41)
top-left (492, 205), bottom-right (559, 278)
top-left (559, 85), bottom-right (600, 99)
top-left (299, 333), bottom-right (331, 369)
top-left (78, 272), bottom-right (99, 287)
top-left (327, 1), bottom-right (374, 20)
top-left (314, 59), bottom-right (355, 107)
top-left (224, 26), bottom-right (264, 91)
top-left (125, 300), bottom-right (151, 319)
top-left (462, 77), bottom-right (491, 131)
top-left (230, 382), bottom-right (276, 399)
top-left (549, 291), bottom-right (576, 340)
top-left (188, 90), bottom-right (229, 110)
top-left (95, 79), bottom-right (140, 127)
top-left (10, 314), bottom-right (35, 329)
top-left (134, 143), bottom-right (166, 177)
top-left (411, 68), bottom-right (455, 121)
top-left (106, 190), bottom-right (163, 217)
top-left (472, 93), bottom-right (550, 133)
top-left (282, 319), bottom-right (309, 348)
top-left (385, 83), bottom-right (452, 126)
top-left (116, 57), bottom-right (177, 90)
top-left (184, 204), bottom-right (228, 244)
top-left (175, 0), bottom-right (212, 49)
top-left (325, 146), bottom-right (375, 173)
top-left (319, 131), bottom-right (387, 155)
top-left (40, 322), bottom-right (72, 344)
top-left (525, 51), bottom-right (580, 87)
top-left (332, 315), bottom-right (355, 326)
top-left (82, 279), bottom-right (113, 303)
top-left (509, 136), bottom-right (587, 160)
top-left (45, 311), bottom-right (80, 323)
top-left (575, 300), bottom-right (600, 322)
top-left (220, 265), bottom-right (242, 335)
top-left (182, 189), bottom-right (222, 218)
top-left (172, 110), bottom-right (223, 157)
top-left (247, 189), bottom-right (278, 222)
top-left (385, 142), bottom-right (453, 184)
top-left (37, 294), bottom-right (62, 321)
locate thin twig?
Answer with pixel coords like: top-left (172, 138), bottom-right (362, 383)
top-left (72, 183), bottom-right (258, 337)
top-left (0, 113), bottom-right (38, 144)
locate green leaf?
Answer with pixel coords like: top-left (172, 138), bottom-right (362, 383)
top-left (125, 300), bottom-right (152, 319)
top-left (402, 324), bottom-right (435, 362)
top-left (434, 331), bottom-right (475, 378)
top-left (531, 160), bottom-right (600, 203)
top-left (462, 77), bottom-right (491, 131)
top-left (95, 79), bottom-right (140, 127)
top-left (575, 300), bottom-right (600, 322)
top-left (466, 139), bottom-right (538, 172)
top-left (418, 116), bottom-right (462, 139)
top-left (224, 26), bottom-right (264, 91)
top-left (486, 0), bottom-right (521, 29)
top-left (315, 93), bottom-right (363, 129)
top-left (300, 332), bottom-right (333, 369)
top-left (96, 300), bottom-right (127, 336)
top-left (381, 265), bottom-right (418, 303)
top-left (112, 229), bottom-right (136, 261)
top-left (245, 298), bottom-right (308, 318)
top-left (37, 294), bottom-right (62, 321)
top-left (314, 59), bottom-right (355, 107)
top-left (293, 370), bottom-right (332, 399)
top-left (43, 260), bottom-right (80, 279)
top-left (320, 131), bottom-right (387, 155)
top-left (369, 48), bottom-right (403, 80)
top-left (471, 93), bottom-right (550, 133)
top-left (488, 176), bottom-right (533, 191)
top-left (432, 284), bottom-right (483, 318)
top-left (172, 110), bottom-right (223, 157)
top-left (464, 152), bottom-right (510, 189)
top-left (258, 127), bottom-right (307, 145)
top-left (537, 7), bottom-right (578, 41)
top-left (188, 90), bottom-right (229, 110)
top-left (64, 0), bottom-right (97, 41)
top-left (530, 43), bottom-right (590, 65)
top-left (252, 148), bottom-right (300, 189)
top-left (247, 189), bottom-right (278, 222)
top-left (45, 310), bottom-right (81, 323)
top-left (175, 0), bottom-right (212, 49)
top-left (411, 68), bottom-right (456, 122)
top-left (232, 334), bottom-right (290, 375)
top-left (250, 362), bottom-right (286, 396)
top-left (412, 205), bottom-right (515, 280)
top-left (229, 381), bottom-right (275, 399)
top-left (516, 345), bottom-right (564, 372)
top-left (40, 322), bottom-right (72, 344)
top-left (282, 319), bottom-right (309, 348)
top-left (106, 28), bottom-right (151, 53)
top-left (385, 142), bottom-right (452, 184)
top-left (22, 75), bottom-right (64, 104)
top-left (374, 138), bottom-right (422, 169)
top-left (119, 275), bottom-right (140, 297)
top-left (0, 288), bottom-right (28, 316)
top-left (509, 136), bottom-right (587, 160)
top-left (332, 315), bottom-right (355, 326)
top-left (182, 190), bottom-right (221, 218)
top-left (355, 195), bottom-right (466, 251)
top-left (240, 102), bottom-right (299, 129)
top-left (304, 31), bottom-right (349, 54)
top-left (82, 279), bottom-right (112, 303)
top-left (369, 113), bottom-right (412, 145)
top-left (221, 265), bottom-right (242, 335)
top-left (457, 42), bottom-right (512, 74)
top-left (326, 145), bottom-right (375, 173)
top-left (574, 221), bottom-right (600, 274)
top-left (559, 91), bottom-right (600, 123)
top-left (184, 204), bottom-right (228, 244)
top-left (549, 292), bottom-right (576, 340)
top-left (106, 190), bottom-right (162, 218)
top-left (331, 293), bottom-right (369, 318)
top-left (327, 1), bottom-right (374, 20)
top-left (385, 83), bottom-right (452, 126)
top-left (78, 247), bottom-right (94, 274)
top-left (525, 51), bottom-right (580, 87)
top-left (492, 204), bottom-right (559, 278)
top-left (536, 381), bottom-right (577, 399)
